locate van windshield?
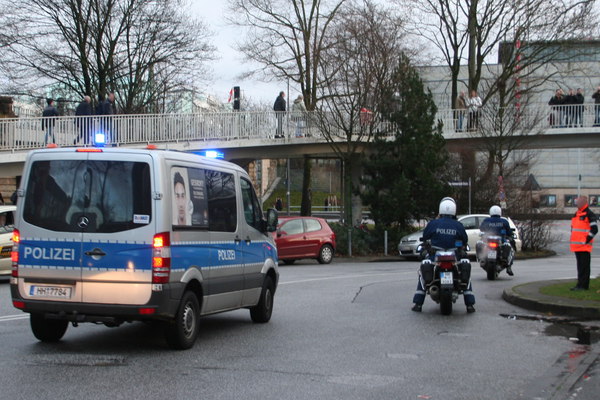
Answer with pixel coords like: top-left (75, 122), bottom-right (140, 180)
top-left (23, 160), bottom-right (151, 233)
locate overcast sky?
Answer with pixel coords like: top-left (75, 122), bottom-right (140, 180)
top-left (190, 1), bottom-right (287, 106)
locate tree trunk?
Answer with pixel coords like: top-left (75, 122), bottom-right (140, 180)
top-left (300, 156), bottom-right (312, 216)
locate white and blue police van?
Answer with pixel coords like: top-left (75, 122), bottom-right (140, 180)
top-left (11, 147), bottom-right (279, 349)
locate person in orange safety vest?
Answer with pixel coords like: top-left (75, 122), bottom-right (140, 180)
top-left (570, 196), bottom-right (598, 290)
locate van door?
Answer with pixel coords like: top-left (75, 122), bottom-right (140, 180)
top-left (172, 166), bottom-right (244, 312)
top-left (79, 153), bottom-right (155, 305)
top-left (19, 154), bottom-right (90, 303)
top-left (239, 177), bottom-right (271, 306)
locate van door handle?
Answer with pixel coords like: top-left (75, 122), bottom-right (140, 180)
top-left (245, 236), bottom-right (251, 244)
top-left (235, 236), bottom-right (241, 244)
top-left (84, 248), bottom-right (106, 257)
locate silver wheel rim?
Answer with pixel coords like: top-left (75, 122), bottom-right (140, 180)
top-left (264, 288), bottom-right (272, 311)
top-left (322, 246), bottom-right (332, 262)
top-left (182, 302), bottom-right (196, 338)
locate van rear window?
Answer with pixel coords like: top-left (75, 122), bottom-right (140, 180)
top-left (23, 160), bottom-right (151, 233)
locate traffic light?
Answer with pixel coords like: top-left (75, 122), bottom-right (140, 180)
top-left (233, 86), bottom-right (240, 110)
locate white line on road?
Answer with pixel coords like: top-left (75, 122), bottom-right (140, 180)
top-left (0, 314), bottom-right (28, 322)
top-left (280, 271), bottom-right (414, 286)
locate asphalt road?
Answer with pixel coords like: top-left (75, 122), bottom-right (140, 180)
top-left (0, 247), bottom-right (598, 400)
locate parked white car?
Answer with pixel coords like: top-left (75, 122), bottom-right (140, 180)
top-left (398, 214), bottom-right (522, 259)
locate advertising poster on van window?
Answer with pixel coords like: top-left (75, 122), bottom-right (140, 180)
top-left (171, 167), bottom-right (208, 228)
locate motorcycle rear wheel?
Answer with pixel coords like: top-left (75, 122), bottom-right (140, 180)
top-left (486, 262), bottom-right (497, 281)
top-left (440, 291), bottom-right (453, 315)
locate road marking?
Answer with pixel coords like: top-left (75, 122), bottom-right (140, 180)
top-left (0, 314), bottom-right (28, 322)
top-left (280, 271), bottom-right (414, 286)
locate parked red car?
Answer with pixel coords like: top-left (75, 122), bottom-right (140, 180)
top-left (273, 216), bottom-right (336, 265)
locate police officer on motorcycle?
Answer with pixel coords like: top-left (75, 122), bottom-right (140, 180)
top-left (477, 205), bottom-right (515, 276)
top-left (411, 197), bottom-right (476, 313)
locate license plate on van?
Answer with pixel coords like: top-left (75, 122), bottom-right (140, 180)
top-left (29, 286), bottom-right (72, 299)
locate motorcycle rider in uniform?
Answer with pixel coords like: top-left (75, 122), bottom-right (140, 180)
top-left (411, 197), bottom-right (476, 313)
top-left (477, 205), bottom-right (515, 276)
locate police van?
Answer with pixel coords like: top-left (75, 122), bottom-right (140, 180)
top-left (11, 147), bottom-right (279, 349)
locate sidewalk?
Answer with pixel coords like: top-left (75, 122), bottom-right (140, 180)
top-left (503, 279), bottom-right (600, 319)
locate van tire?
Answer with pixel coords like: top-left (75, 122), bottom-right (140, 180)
top-left (30, 313), bottom-right (68, 342)
top-left (164, 291), bottom-right (200, 350)
top-left (250, 277), bottom-right (274, 323)
top-left (317, 244), bottom-right (334, 264)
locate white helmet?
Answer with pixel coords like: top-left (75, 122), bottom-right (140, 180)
top-left (439, 197), bottom-right (456, 216)
top-left (489, 205), bottom-right (502, 216)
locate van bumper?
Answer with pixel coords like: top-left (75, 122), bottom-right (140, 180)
top-left (11, 283), bottom-right (182, 324)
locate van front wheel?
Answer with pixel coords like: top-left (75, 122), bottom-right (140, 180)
top-left (164, 291), bottom-right (200, 350)
top-left (250, 277), bottom-right (274, 323)
top-left (30, 313), bottom-right (68, 342)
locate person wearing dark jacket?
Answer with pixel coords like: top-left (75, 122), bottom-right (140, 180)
top-left (564, 89), bottom-right (577, 127)
top-left (42, 98), bottom-right (59, 145)
top-left (273, 91), bottom-right (286, 138)
top-left (74, 95), bottom-right (92, 145)
top-left (592, 86), bottom-right (600, 126)
top-left (574, 88), bottom-right (584, 127)
top-left (411, 197), bottom-right (475, 313)
top-left (548, 89), bottom-right (565, 127)
top-left (570, 196), bottom-right (598, 291)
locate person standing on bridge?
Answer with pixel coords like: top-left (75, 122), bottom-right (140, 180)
top-left (574, 88), bottom-right (584, 127)
top-left (41, 98), bottom-right (59, 145)
top-left (74, 95), bottom-right (92, 145)
top-left (592, 86), bottom-right (600, 126)
top-left (570, 195), bottom-right (597, 291)
top-left (273, 91), bottom-right (286, 138)
top-left (466, 90), bottom-right (482, 131)
top-left (292, 95), bottom-right (307, 137)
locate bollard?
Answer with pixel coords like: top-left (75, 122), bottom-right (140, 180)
top-left (384, 230), bottom-right (388, 256)
top-left (348, 227), bottom-right (352, 257)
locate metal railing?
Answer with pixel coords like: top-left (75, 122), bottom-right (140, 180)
top-left (0, 103), bottom-right (598, 152)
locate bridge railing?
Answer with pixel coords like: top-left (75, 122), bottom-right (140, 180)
top-left (0, 103), bottom-right (597, 152)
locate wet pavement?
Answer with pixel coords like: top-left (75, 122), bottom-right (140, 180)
top-left (503, 281), bottom-right (600, 399)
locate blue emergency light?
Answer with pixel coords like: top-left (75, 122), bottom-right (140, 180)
top-left (195, 150), bottom-right (224, 159)
top-left (94, 131), bottom-right (106, 147)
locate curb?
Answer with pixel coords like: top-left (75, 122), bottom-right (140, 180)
top-left (503, 280), bottom-right (600, 319)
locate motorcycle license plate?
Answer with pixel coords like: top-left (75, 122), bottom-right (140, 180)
top-left (440, 272), bottom-right (453, 285)
top-left (488, 250), bottom-right (497, 259)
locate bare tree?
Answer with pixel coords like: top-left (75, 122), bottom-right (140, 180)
top-left (228, 0), bottom-right (347, 216)
top-left (402, 0), bottom-right (597, 107)
top-left (0, 0), bottom-right (215, 113)
top-left (227, 0), bottom-right (347, 111)
top-left (315, 1), bottom-right (407, 225)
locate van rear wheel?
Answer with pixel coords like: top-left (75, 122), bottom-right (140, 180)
top-left (164, 291), bottom-right (200, 350)
top-left (250, 277), bottom-right (274, 323)
top-left (30, 313), bottom-right (68, 342)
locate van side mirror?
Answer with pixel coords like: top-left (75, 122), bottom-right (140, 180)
top-left (265, 208), bottom-right (278, 233)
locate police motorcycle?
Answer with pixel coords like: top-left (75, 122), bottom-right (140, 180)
top-left (416, 240), bottom-right (471, 315)
top-left (476, 231), bottom-right (515, 280)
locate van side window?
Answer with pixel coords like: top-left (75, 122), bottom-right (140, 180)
top-left (241, 178), bottom-right (263, 231)
top-left (206, 170), bottom-right (237, 232)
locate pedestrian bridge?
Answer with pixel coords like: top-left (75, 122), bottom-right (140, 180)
top-left (0, 104), bottom-right (599, 176)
